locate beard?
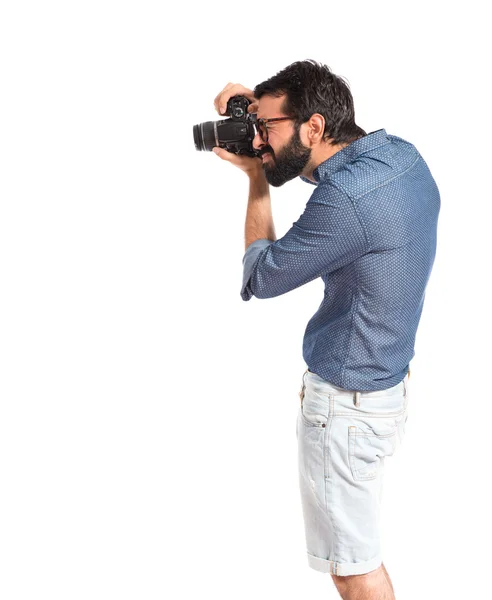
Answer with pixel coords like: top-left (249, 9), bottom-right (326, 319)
top-left (261, 125), bottom-right (312, 187)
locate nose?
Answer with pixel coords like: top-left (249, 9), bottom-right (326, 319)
top-left (253, 131), bottom-right (265, 152)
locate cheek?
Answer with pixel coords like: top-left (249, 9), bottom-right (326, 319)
top-left (266, 135), bottom-right (277, 153)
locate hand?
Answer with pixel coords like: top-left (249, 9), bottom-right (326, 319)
top-left (213, 82), bottom-right (262, 176)
top-left (212, 146), bottom-right (263, 176)
top-left (213, 82), bottom-right (259, 116)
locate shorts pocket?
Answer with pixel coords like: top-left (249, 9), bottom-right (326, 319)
top-left (348, 420), bottom-right (398, 481)
top-left (300, 388), bottom-right (329, 428)
top-left (298, 393), bottom-right (329, 506)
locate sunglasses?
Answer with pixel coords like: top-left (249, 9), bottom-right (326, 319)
top-left (252, 115), bottom-right (296, 144)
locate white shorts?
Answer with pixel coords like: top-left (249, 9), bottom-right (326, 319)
top-left (297, 368), bottom-right (409, 576)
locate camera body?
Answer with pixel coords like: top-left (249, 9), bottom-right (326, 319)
top-left (193, 95), bottom-right (260, 158)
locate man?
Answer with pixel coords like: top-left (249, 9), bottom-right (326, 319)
top-left (212, 60), bottom-right (440, 600)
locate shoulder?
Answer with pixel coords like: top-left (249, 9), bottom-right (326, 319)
top-left (307, 180), bottom-right (349, 207)
top-left (326, 137), bottom-right (421, 200)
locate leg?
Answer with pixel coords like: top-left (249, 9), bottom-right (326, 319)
top-left (381, 562), bottom-right (395, 595)
top-left (331, 564), bottom-right (395, 600)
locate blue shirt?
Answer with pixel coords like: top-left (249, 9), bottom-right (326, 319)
top-left (241, 129), bottom-right (440, 391)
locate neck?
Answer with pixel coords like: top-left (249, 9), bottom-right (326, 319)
top-left (302, 140), bottom-right (350, 183)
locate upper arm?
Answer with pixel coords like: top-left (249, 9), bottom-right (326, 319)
top-left (241, 183), bottom-right (369, 301)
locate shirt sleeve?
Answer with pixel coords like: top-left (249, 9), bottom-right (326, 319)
top-left (240, 182), bottom-right (369, 301)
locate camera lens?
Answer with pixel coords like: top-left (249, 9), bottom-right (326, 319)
top-left (193, 121), bottom-right (217, 152)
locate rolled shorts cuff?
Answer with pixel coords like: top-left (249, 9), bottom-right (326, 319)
top-left (307, 552), bottom-right (382, 576)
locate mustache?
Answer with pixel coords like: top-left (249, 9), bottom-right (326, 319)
top-left (259, 147), bottom-right (274, 158)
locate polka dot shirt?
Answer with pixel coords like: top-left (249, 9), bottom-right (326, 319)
top-left (241, 129), bottom-right (440, 391)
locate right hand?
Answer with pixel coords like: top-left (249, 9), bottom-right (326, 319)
top-left (213, 83), bottom-right (259, 116)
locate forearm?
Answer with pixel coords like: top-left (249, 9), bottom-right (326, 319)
top-left (245, 170), bottom-right (276, 251)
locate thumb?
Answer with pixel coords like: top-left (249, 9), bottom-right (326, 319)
top-left (212, 147), bottom-right (231, 161)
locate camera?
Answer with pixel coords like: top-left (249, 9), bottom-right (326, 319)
top-left (193, 95), bottom-right (260, 158)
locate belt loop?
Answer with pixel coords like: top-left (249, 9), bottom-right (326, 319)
top-left (299, 368), bottom-right (308, 405)
top-left (353, 391), bottom-right (361, 407)
top-left (302, 368), bottom-right (308, 390)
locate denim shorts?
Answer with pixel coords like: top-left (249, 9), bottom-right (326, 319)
top-left (296, 368), bottom-right (409, 576)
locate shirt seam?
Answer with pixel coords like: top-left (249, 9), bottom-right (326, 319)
top-left (321, 181), bottom-right (372, 252)
top-left (315, 183), bottom-right (366, 389)
top-left (322, 154), bottom-right (422, 253)
top-left (349, 154), bottom-right (422, 201)
top-left (339, 261), bottom-right (360, 389)
top-left (315, 176), bottom-right (374, 388)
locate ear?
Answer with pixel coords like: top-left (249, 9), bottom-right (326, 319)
top-left (306, 114), bottom-right (325, 144)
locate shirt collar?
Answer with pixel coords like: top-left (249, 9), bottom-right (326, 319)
top-left (299, 129), bottom-right (390, 186)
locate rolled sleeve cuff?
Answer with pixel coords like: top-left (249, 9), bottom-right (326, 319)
top-left (240, 238), bottom-right (274, 301)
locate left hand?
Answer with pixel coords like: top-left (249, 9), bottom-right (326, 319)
top-left (212, 146), bottom-right (263, 176)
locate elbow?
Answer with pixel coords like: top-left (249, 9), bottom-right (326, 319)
top-left (249, 286), bottom-right (278, 300)
top-left (241, 282), bottom-right (272, 301)
top-left (253, 289), bottom-right (272, 300)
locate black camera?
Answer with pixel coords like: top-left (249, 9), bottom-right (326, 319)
top-left (193, 95), bottom-right (260, 158)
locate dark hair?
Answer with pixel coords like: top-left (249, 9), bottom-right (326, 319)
top-left (254, 59), bottom-right (366, 146)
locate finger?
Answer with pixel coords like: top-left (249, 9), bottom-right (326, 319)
top-left (212, 147), bottom-right (247, 168)
top-left (215, 84), bottom-right (255, 115)
top-left (213, 82), bottom-right (235, 113)
top-left (213, 82), bottom-right (234, 108)
top-left (214, 149), bottom-right (246, 170)
top-left (217, 84), bottom-right (253, 114)
top-left (247, 102), bottom-right (259, 114)
top-left (212, 146), bottom-right (233, 162)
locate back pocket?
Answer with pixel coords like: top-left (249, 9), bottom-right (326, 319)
top-left (348, 420), bottom-right (398, 481)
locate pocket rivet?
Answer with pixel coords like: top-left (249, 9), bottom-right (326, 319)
top-left (322, 424), bottom-right (326, 428)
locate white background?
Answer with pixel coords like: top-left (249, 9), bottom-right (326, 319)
top-left (0, 1), bottom-right (490, 598)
